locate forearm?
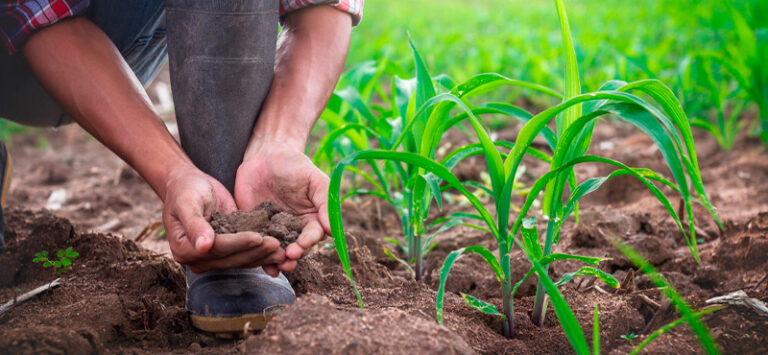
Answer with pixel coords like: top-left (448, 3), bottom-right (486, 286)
top-left (246, 6), bottom-right (352, 154)
top-left (22, 17), bottom-right (194, 199)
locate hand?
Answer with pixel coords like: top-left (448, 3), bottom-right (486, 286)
top-left (235, 137), bottom-right (331, 273)
top-left (162, 164), bottom-right (286, 273)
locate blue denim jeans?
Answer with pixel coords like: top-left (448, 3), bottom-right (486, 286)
top-left (0, 0), bottom-right (168, 127)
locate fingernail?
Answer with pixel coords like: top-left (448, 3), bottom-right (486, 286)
top-left (196, 235), bottom-right (209, 250)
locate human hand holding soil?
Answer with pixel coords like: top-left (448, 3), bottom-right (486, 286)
top-left (161, 165), bottom-right (286, 273)
top-left (235, 137), bottom-right (331, 274)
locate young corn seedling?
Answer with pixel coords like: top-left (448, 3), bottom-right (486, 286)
top-left (688, 0), bottom-right (767, 144)
top-left (680, 56), bottom-right (746, 150)
top-left (320, 43), bottom-right (555, 280)
top-left (315, 56), bottom-right (462, 280)
top-left (329, 0), bottom-right (723, 353)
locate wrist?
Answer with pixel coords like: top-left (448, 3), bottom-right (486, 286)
top-left (246, 125), bottom-right (308, 159)
top-left (158, 160), bottom-right (199, 202)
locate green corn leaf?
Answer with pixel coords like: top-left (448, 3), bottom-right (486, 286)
top-left (393, 76), bottom-right (417, 123)
top-left (482, 102), bottom-right (558, 150)
top-left (612, 240), bottom-right (720, 355)
top-left (436, 245), bottom-right (503, 325)
top-left (450, 72), bottom-right (562, 100)
top-left (407, 37), bottom-right (436, 140)
top-left (382, 246), bottom-right (415, 279)
top-left (540, 253), bottom-right (609, 266)
top-left (312, 123), bottom-right (380, 164)
top-left (530, 258), bottom-right (591, 354)
top-left (513, 155), bottom-right (684, 241)
top-left (460, 223), bottom-right (492, 234)
top-left (433, 74), bottom-right (456, 91)
top-left (318, 110), bottom-right (368, 149)
top-left (618, 79), bottom-right (722, 230)
top-left (555, 266), bottom-right (619, 289)
top-left (341, 189), bottom-right (391, 203)
top-left (512, 269), bottom-right (535, 298)
top-left (461, 293), bottom-right (506, 319)
top-left (330, 150), bottom-right (498, 307)
top-left (463, 181), bottom-right (494, 196)
top-left (383, 237), bottom-right (406, 252)
top-left (629, 306), bottom-right (724, 355)
top-left (593, 304), bottom-right (600, 355)
top-left (521, 216), bottom-right (543, 260)
top-left (419, 173), bottom-right (443, 210)
top-left (553, 0), bottom-right (582, 133)
top-left (335, 86), bottom-right (376, 123)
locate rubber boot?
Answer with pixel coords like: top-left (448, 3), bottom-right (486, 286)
top-left (165, 0), bottom-right (294, 334)
top-left (166, 0), bottom-right (278, 192)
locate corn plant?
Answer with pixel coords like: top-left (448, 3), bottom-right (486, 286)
top-left (686, 0), bottom-right (767, 145)
top-left (679, 55), bottom-right (747, 150)
top-left (319, 45), bottom-right (556, 280)
top-left (329, 0), bottom-right (723, 353)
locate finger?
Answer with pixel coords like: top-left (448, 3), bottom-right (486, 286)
top-left (309, 170), bottom-right (332, 235)
top-left (187, 237), bottom-right (284, 272)
top-left (278, 259), bottom-right (297, 273)
top-left (163, 208), bottom-right (198, 264)
top-left (173, 193), bottom-right (215, 254)
top-left (208, 232), bottom-right (264, 257)
top-left (212, 179), bottom-right (238, 214)
top-left (263, 264), bottom-right (281, 277)
top-left (286, 219), bottom-right (324, 260)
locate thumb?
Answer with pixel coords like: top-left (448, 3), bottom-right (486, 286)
top-left (175, 199), bottom-right (216, 254)
top-left (310, 169), bottom-right (331, 236)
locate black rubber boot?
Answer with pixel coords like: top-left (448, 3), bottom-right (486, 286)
top-left (184, 266), bottom-right (295, 333)
top-left (0, 141), bottom-right (11, 251)
top-left (166, 0), bottom-right (278, 192)
top-left (165, 0), bottom-right (294, 333)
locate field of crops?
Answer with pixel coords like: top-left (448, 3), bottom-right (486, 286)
top-left (1, 0), bottom-right (767, 354)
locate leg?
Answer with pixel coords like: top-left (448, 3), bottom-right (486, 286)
top-left (165, 0), bottom-right (294, 334)
top-left (166, 0), bottom-right (278, 193)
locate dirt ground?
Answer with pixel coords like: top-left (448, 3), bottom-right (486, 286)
top-left (1, 116), bottom-right (767, 354)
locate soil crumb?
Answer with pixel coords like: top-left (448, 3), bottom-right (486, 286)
top-left (210, 201), bottom-right (302, 248)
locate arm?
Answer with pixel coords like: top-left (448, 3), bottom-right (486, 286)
top-left (249, 5), bottom-right (353, 151)
top-left (22, 17), bottom-right (282, 272)
top-left (235, 6), bottom-right (353, 271)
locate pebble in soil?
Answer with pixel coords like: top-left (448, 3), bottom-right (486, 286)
top-left (209, 201), bottom-right (302, 248)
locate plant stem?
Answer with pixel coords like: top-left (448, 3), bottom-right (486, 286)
top-left (502, 278), bottom-right (514, 338)
top-left (532, 218), bottom-right (557, 326)
top-left (414, 234), bottom-right (424, 281)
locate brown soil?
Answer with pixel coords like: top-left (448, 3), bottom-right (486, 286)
top-left (209, 201), bottom-right (302, 248)
top-left (1, 119), bottom-right (767, 354)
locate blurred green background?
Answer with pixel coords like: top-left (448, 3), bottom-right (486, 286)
top-left (346, 0), bottom-right (763, 92)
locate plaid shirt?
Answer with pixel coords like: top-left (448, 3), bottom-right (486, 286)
top-left (1, 0), bottom-right (363, 54)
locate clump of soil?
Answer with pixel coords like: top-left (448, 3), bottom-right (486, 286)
top-left (209, 201), bottom-right (302, 248)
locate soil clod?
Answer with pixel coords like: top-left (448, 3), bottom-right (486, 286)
top-left (209, 201), bottom-right (302, 248)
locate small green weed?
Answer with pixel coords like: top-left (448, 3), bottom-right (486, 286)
top-left (33, 247), bottom-right (79, 284)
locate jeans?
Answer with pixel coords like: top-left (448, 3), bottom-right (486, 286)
top-left (0, 0), bottom-right (279, 191)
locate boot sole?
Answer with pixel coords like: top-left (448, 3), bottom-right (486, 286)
top-left (189, 312), bottom-right (276, 334)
